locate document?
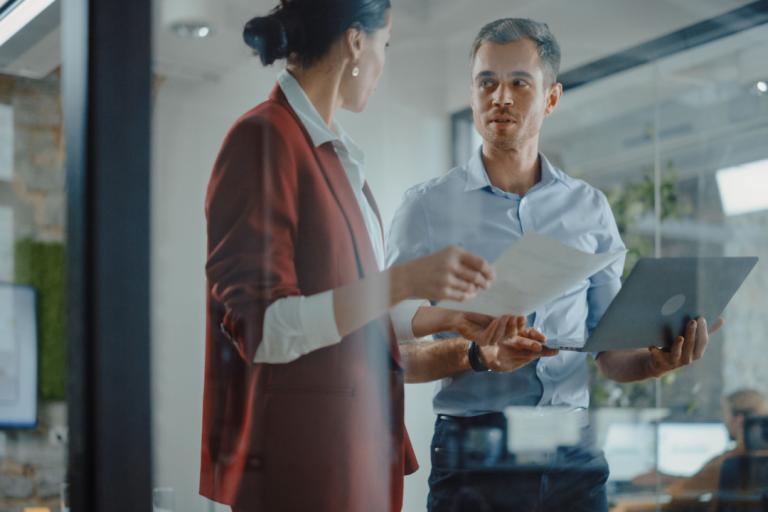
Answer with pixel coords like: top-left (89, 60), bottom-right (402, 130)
top-left (440, 232), bottom-right (624, 316)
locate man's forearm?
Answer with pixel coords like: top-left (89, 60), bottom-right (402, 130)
top-left (596, 349), bottom-right (658, 383)
top-left (400, 338), bottom-right (471, 383)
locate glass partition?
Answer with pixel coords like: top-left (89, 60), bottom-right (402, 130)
top-left (0, 27), bottom-right (67, 512)
top-left (149, 2), bottom-right (768, 511)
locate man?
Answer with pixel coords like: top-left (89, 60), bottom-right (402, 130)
top-left (388, 18), bottom-right (722, 511)
top-left (665, 389), bottom-right (768, 509)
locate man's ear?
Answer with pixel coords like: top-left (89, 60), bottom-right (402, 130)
top-left (545, 82), bottom-right (563, 116)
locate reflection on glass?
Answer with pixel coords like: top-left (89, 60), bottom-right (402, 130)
top-left (540, 17), bottom-right (768, 512)
top-left (150, 1), bottom-right (768, 510)
top-left (0, 40), bottom-right (66, 512)
top-left (153, 487), bottom-right (175, 512)
top-left (59, 482), bottom-right (68, 512)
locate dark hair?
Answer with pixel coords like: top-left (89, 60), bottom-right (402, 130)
top-left (470, 18), bottom-right (561, 84)
top-left (243, 0), bottom-right (391, 67)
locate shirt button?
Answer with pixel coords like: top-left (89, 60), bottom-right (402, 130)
top-left (507, 209), bottom-right (516, 220)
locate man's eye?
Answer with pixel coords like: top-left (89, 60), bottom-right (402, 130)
top-left (513, 79), bottom-right (528, 87)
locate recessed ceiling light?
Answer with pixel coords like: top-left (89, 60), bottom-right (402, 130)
top-left (170, 21), bottom-right (213, 39)
top-left (755, 80), bottom-right (768, 95)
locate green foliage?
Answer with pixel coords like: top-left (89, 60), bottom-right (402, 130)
top-left (606, 161), bottom-right (689, 278)
top-left (14, 239), bottom-right (67, 401)
top-left (590, 162), bottom-right (687, 407)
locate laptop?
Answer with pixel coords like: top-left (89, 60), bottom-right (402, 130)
top-left (545, 256), bottom-right (758, 352)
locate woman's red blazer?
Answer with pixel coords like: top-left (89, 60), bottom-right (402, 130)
top-left (200, 85), bottom-right (418, 512)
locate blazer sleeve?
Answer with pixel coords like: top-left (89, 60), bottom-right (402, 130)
top-left (205, 113), bottom-right (300, 363)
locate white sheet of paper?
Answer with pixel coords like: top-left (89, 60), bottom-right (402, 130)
top-left (440, 232), bottom-right (624, 316)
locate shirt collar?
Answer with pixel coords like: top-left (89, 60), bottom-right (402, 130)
top-left (464, 146), bottom-right (570, 192)
top-left (277, 70), bottom-right (365, 164)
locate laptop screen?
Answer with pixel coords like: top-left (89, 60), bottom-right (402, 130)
top-left (657, 422), bottom-right (731, 477)
top-left (603, 422), bottom-right (657, 482)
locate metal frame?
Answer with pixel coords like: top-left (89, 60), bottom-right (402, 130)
top-left (559, 0), bottom-right (768, 91)
top-left (62, 0), bottom-right (152, 509)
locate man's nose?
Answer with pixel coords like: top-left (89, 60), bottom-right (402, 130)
top-left (492, 84), bottom-right (513, 106)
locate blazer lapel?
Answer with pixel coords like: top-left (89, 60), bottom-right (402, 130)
top-left (313, 143), bottom-right (380, 277)
top-left (270, 86), bottom-right (379, 277)
top-left (270, 86), bottom-right (402, 367)
top-left (362, 182), bottom-right (386, 252)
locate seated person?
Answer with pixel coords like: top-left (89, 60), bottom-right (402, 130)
top-left (664, 389), bottom-right (768, 508)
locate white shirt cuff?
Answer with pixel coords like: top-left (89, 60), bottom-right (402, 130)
top-left (390, 299), bottom-right (428, 341)
top-left (298, 290), bottom-right (341, 350)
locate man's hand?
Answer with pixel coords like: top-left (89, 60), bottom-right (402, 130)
top-left (475, 315), bottom-right (558, 372)
top-left (645, 317), bottom-right (724, 378)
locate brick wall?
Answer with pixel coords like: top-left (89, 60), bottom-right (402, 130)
top-left (0, 72), bottom-right (67, 512)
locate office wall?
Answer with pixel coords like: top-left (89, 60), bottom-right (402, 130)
top-left (151, 39), bottom-right (449, 512)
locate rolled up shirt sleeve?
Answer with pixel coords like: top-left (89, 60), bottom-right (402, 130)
top-left (253, 290), bottom-right (341, 364)
top-left (390, 299), bottom-right (429, 341)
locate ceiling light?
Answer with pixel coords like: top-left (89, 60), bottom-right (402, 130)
top-left (162, 0), bottom-right (216, 40)
top-left (755, 80), bottom-right (768, 95)
top-left (716, 158), bottom-right (768, 216)
top-left (0, 0), bottom-right (56, 48)
top-left (170, 21), bottom-right (212, 39)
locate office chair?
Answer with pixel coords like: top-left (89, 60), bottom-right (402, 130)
top-left (716, 455), bottom-right (768, 512)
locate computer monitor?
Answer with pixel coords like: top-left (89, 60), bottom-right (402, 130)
top-left (603, 422), bottom-right (657, 482)
top-left (657, 422), bottom-right (731, 477)
top-left (0, 283), bottom-right (38, 428)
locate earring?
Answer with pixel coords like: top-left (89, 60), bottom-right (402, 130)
top-left (352, 66), bottom-right (360, 77)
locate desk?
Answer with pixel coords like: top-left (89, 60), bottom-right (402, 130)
top-left (610, 493), bottom-right (671, 512)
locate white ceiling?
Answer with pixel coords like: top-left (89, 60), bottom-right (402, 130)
top-left (154, 0), bottom-right (757, 82)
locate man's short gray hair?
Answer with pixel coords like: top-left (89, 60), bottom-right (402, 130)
top-left (471, 18), bottom-right (561, 84)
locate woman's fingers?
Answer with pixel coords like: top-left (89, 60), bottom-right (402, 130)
top-left (452, 265), bottom-right (489, 290)
top-left (458, 250), bottom-right (495, 284)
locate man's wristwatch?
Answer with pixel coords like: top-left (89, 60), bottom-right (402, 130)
top-left (467, 341), bottom-right (492, 372)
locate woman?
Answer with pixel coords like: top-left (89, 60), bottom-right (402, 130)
top-left (199, 1), bottom-right (499, 511)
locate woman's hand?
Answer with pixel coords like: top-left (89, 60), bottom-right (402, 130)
top-left (391, 246), bottom-right (494, 303)
top-left (453, 311), bottom-right (496, 341)
top-left (476, 315), bottom-right (558, 373)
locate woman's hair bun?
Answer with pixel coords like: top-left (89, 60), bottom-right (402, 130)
top-left (243, 14), bottom-right (288, 66)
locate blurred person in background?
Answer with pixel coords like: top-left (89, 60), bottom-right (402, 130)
top-left (665, 389), bottom-right (768, 509)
